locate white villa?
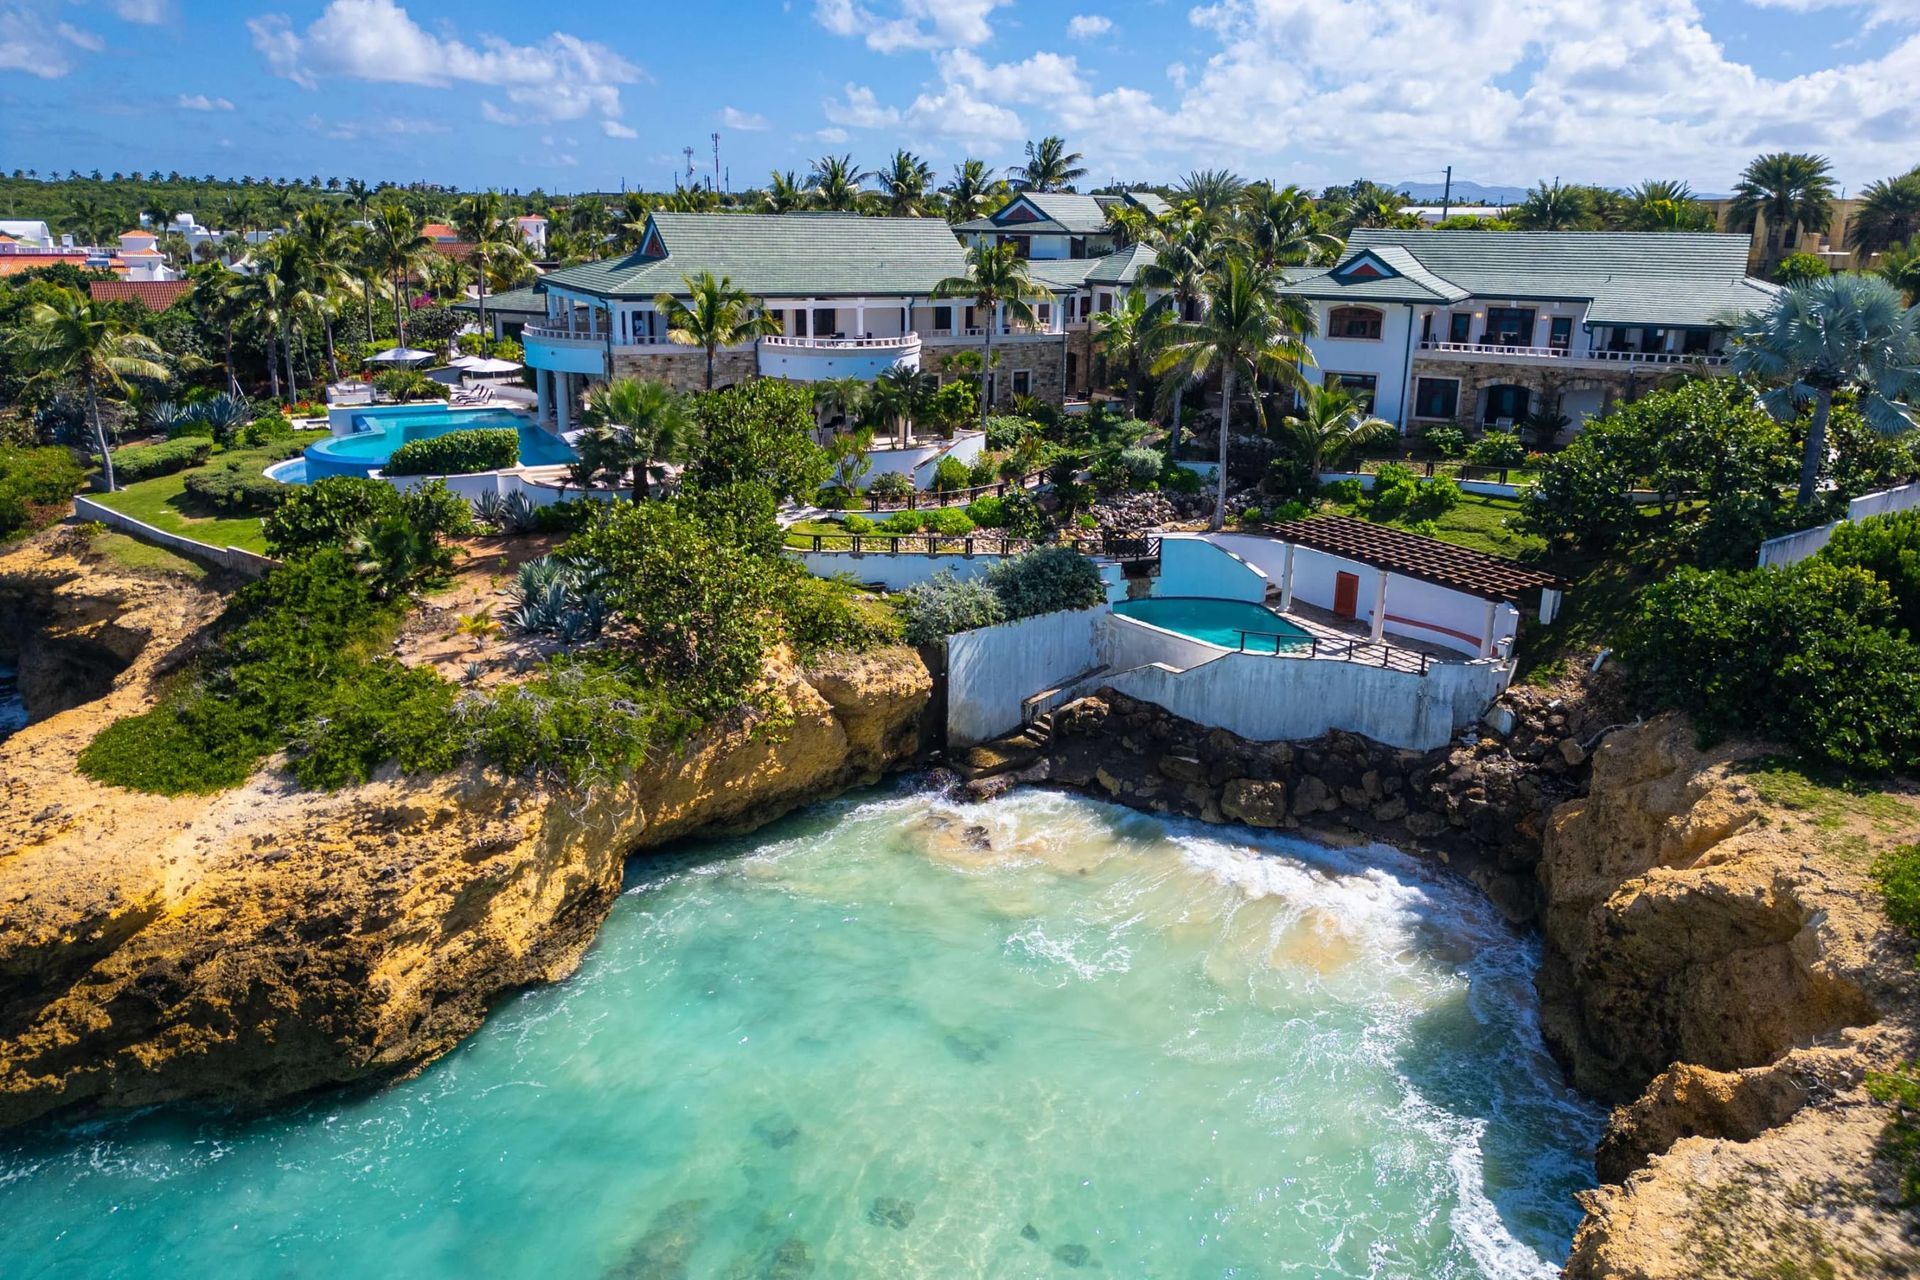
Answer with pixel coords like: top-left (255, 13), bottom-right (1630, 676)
top-left (954, 190), bottom-right (1168, 261)
top-left (1278, 230), bottom-right (1778, 433)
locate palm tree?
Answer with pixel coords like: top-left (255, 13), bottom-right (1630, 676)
top-left (1728, 152), bottom-right (1837, 270)
top-left (65, 194), bottom-right (118, 246)
top-left (1729, 274), bottom-right (1920, 507)
top-left (257, 237), bottom-right (320, 401)
top-left (932, 241), bottom-right (1044, 428)
top-left (454, 191), bottom-right (528, 338)
top-left (1012, 136), bottom-right (1086, 192)
top-left (941, 159), bottom-right (1003, 224)
top-left (1175, 169), bottom-right (1246, 217)
top-left (368, 199), bottom-right (430, 345)
top-left (581, 377), bottom-right (686, 500)
top-left (809, 154), bottom-right (868, 212)
top-left (1240, 183), bottom-right (1343, 268)
top-left (654, 271), bottom-right (783, 389)
top-left (1091, 287), bottom-right (1168, 416)
top-left (812, 376), bottom-right (868, 437)
top-left (876, 150), bottom-right (934, 216)
top-left (1278, 382), bottom-right (1396, 476)
top-left (763, 170), bottom-right (808, 214)
top-left (143, 200), bottom-right (181, 238)
top-left (871, 363), bottom-right (936, 448)
top-left (1139, 211), bottom-right (1221, 454)
top-left (1151, 258), bottom-right (1316, 529)
top-left (8, 288), bottom-right (166, 490)
top-left (187, 263), bottom-right (245, 396)
top-left (1877, 241), bottom-right (1920, 306)
top-left (1513, 179), bottom-right (1588, 230)
top-left (1624, 180), bottom-right (1714, 232)
top-left (290, 204), bottom-right (353, 382)
top-left (1848, 169), bottom-right (1920, 257)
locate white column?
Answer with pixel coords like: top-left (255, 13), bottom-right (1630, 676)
top-left (536, 368), bottom-right (552, 424)
top-left (555, 374), bottom-right (572, 433)
top-left (1279, 543), bottom-right (1297, 612)
top-left (995, 302), bottom-right (1006, 334)
top-left (1538, 588), bottom-right (1562, 626)
top-left (1480, 599), bottom-right (1500, 658)
top-left (1368, 569), bottom-right (1389, 643)
top-left (853, 302), bottom-right (865, 338)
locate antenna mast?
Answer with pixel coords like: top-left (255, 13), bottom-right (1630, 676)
top-left (682, 146), bottom-right (695, 189)
top-left (712, 132), bottom-right (721, 192)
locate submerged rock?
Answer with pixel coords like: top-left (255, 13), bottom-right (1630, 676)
top-left (752, 1113), bottom-right (802, 1150)
top-left (1052, 1243), bottom-right (1092, 1268)
top-left (605, 1198), bottom-right (707, 1280)
top-left (866, 1197), bottom-right (915, 1230)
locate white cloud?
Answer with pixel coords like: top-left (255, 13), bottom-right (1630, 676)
top-left (811, 0), bottom-right (1008, 52)
top-left (56, 22), bottom-right (104, 52)
top-left (720, 105), bottom-right (770, 130)
top-left (248, 0), bottom-right (642, 128)
top-left (178, 92), bottom-right (236, 111)
top-left (480, 100), bottom-right (521, 125)
top-left (602, 119), bottom-right (638, 138)
top-left (815, 126), bottom-right (851, 143)
top-left (1066, 14), bottom-right (1111, 38)
top-left (310, 112), bottom-right (452, 142)
top-left (823, 82), bottom-right (899, 127)
top-left (112, 0), bottom-right (171, 24)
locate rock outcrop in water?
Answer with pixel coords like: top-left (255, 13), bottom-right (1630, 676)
top-left (0, 533), bottom-right (931, 1126)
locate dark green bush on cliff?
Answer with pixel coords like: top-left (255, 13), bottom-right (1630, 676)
top-left (1821, 508), bottom-right (1920, 635)
top-left (384, 427), bottom-right (518, 477)
top-left (0, 446), bottom-right (87, 540)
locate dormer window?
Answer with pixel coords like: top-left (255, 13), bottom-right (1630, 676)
top-left (1329, 306), bottom-right (1384, 340)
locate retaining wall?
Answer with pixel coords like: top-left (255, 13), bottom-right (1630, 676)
top-left (1154, 534), bottom-right (1267, 601)
top-left (1757, 482), bottom-right (1920, 568)
top-left (74, 497), bottom-right (280, 578)
top-left (947, 606), bottom-right (1106, 747)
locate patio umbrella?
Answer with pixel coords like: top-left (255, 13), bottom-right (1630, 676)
top-left (446, 353), bottom-right (483, 369)
top-left (463, 358), bottom-right (524, 377)
top-left (365, 346), bottom-right (437, 365)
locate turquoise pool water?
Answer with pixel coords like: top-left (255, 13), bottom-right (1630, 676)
top-left (302, 409), bottom-right (572, 481)
top-left (1116, 596), bottom-right (1313, 653)
top-left (0, 787), bottom-right (1599, 1278)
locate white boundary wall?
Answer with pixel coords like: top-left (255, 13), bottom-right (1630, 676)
top-left (795, 551), bottom-right (1126, 600)
top-left (1154, 534), bottom-right (1268, 601)
top-left (948, 606), bottom-right (1106, 747)
top-left (1758, 482), bottom-right (1920, 568)
top-left (75, 496), bottom-right (280, 577)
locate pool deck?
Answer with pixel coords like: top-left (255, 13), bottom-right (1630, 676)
top-left (1273, 600), bottom-right (1468, 666)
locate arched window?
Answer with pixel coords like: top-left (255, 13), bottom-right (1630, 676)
top-left (1329, 306), bottom-right (1384, 340)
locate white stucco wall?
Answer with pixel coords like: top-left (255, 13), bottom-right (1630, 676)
top-left (756, 345), bottom-right (920, 382)
top-left (1302, 302), bottom-right (1417, 427)
top-left (1153, 534), bottom-right (1269, 602)
top-left (948, 607), bottom-right (1107, 747)
top-left (854, 431), bottom-right (987, 489)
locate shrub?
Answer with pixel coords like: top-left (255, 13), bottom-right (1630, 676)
top-left (683, 378), bottom-right (830, 503)
top-left (264, 476), bottom-right (395, 555)
top-left (385, 428), bottom-right (519, 477)
top-left (985, 545), bottom-right (1106, 620)
top-left (1466, 430), bottom-right (1527, 468)
top-left (966, 495), bottom-right (1005, 527)
top-left (930, 455), bottom-right (972, 492)
top-left (111, 438), bottom-right (212, 483)
top-left (1268, 499), bottom-right (1311, 522)
top-left (1413, 475), bottom-right (1463, 520)
top-left (1877, 843), bottom-right (1920, 943)
top-left (968, 456), bottom-right (999, 487)
top-left (996, 489), bottom-right (1045, 540)
top-left (166, 419), bottom-right (216, 441)
top-left (923, 506), bottom-right (975, 537)
top-left (1115, 446), bottom-right (1165, 491)
top-left (983, 415), bottom-right (1034, 451)
top-left (1162, 464), bottom-right (1203, 496)
top-left (899, 571), bottom-right (1005, 645)
top-left (372, 368), bottom-right (450, 402)
top-left (1822, 509), bottom-right (1920, 634)
top-left (779, 573), bottom-right (903, 655)
top-left (0, 446), bottom-right (87, 538)
top-left (868, 472), bottom-right (913, 502)
top-left (1368, 462), bottom-right (1420, 518)
top-left (532, 498), bottom-right (600, 534)
top-left (182, 459), bottom-right (287, 514)
top-left (464, 656), bottom-right (673, 785)
top-left (1422, 425), bottom-right (1467, 458)
top-left (239, 412), bottom-right (296, 447)
top-left (1320, 478), bottom-right (1364, 505)
top-left (880, 509), bottom-right (924, 535)
top-left (289, 659), bottom-right (462, 789)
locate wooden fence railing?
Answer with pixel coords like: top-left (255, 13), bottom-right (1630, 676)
top-left (797, 532), bottom-right (1162, 560)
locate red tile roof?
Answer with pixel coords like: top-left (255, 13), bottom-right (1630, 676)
top-left (0, 252), bottom-right (90, 277)
top-left (420, 222), bottom-right (458, 239)
top-left (1261, 515), bottom-right (1568, 602)
top-left (89, 279), bottom-right (192, 311)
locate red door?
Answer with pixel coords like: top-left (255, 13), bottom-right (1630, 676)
top-left (1333, 571), bottom-right (1360, 619)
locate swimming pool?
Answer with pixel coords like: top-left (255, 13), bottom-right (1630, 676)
top-left (301, 408), bottom-right (573, 481)
top-left (1113, 597), bottom-right (1313, 654)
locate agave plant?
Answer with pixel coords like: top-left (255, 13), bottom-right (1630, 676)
top-left (506, 555), bottom-right (608, 642)
top-left (198, 392), bottom-right (249, 444)
top-left (148, 400), bottom-right (196, 438)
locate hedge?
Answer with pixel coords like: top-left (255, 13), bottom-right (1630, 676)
top-left (384, 428), bottom-right (519, 477)
top-left (183, 458), bottom-right (288, 514)
top-left (111, 438), bottom-right (213, 484)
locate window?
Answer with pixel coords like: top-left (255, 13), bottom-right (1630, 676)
top-left (1449, 312), bottom-right (1472, 343)
top-left (1067, 352), bottom-right (1080, 389)
top-left (1549, 317), bottom-right (1573, 350)
top-left (1414, 377), bottom-right (1459, 419)
top-left (1036, 302), bottom-right (1052, 328)
top-left (1482, 384), bottom-right (1532, 424)
top-left (933, 305), bottom-right (952, 332)
top-left (1325, 372), bottom-right (1378, 413)
top-left (1011, 369), bottom-right (1032, 396)
top-left (1682, 328), bottom-right (1711, 354)
top-left (1006, 234), bottom-right (1031, 259)
top-left (813, 307), bottom-right (836, 337)
top-left (1329, 306), bottom-right (1384, 339)
top-left (1097, 291), bottom-right (1113, 313)
top-left (1483, 307), bottom-right (1536, 346)
top-left (794, 309), bottom-right (808, 337)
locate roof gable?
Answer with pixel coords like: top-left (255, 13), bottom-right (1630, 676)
top-left (1333, 249), bottom-right (1399, 281)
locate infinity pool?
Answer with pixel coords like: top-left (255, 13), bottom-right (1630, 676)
top-left (1115, 596), bottom-right (1313, 653)
top-left (301, 408), bottom-right (573, 481)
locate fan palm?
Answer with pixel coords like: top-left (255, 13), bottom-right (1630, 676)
top-left (812, 376), bottom-right (868, 436)
top-left (654, 271), bottom-right (783, 389)
top-left (1877, 241), bottom-right (1920, 307)
top-left (581, 377), bottom-right (686, 500)
top-left (932, 241), bottom-right (1044, 429)
top-left (454, 192), bottom-right (529, 338)
top-left (8, 288), bottom-right (166, 490)
top-left (1150, 258), bottom-right (1316, 530)
top-left (1728, 152), bottom-right (1837, 268)
top-left (1513, 179), bottom-right (1588, 231)
top-left (809, 154), bottom-right (868, 212)
top-left (877, 150), bottom-right (934, 216)
top-left (1728, 274), bottom-right (1920, 507)
top-left (941, 159), bottom-right (1004, 224)
top-left (368, 199), bottom-right (430, 345)
top-left (1013, 135), bottom-right (1086, 192)
top-left (1278, 383), bottom-right (1396, 477)
top-left (1091, 287), bottom-right (1169, 417)
top-left (1848, 170), bottom-right (1920, 257)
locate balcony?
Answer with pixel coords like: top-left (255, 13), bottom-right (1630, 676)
top-left (1416, 340), bottom-right (1728, 369)
top-left (758, 332), bottom-right (921, 381)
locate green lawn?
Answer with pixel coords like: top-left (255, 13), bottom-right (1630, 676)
top-left (93, 468), bottom-right (271, 552)
top-left (1326, 494), bottom-right (1546, 559)
top-left (85, 530), bottom-right (207, 580)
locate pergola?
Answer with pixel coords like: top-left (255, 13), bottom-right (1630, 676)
top-left (1261, 515), bottom-right (1569, 656)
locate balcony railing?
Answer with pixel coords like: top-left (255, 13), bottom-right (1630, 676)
top-left (761, 333), bottom-right (920, 350)
top-left (1416, 339), bottom-right (1728, 367)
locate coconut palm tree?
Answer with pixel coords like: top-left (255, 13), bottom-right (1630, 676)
top-left (1278, 382), bottom-right (1396, 477)
top-left (1513, 179), bottom-right (1588, 230)
top-left (258, 236), bottom-right (323, 401)
top-left (1728, 152), bottom-right (1837, 270)
top-left (344, 178), bottom-right (371, 216)
top-left (1139, 211), bottom-right (1222, 453)
top-left (1240, 183), bottom-right (1343, 268)
top-left (762, 170), bottom-right (808, 214)
top-left (812, 376), bottom-right (868, 437)
top-left (1151, 258), bottom-right (1316, 530)
top-left (876, 150), bottom-right (935, 217)
top-left (1091, 287), bottom-right (1168, 416)
top-left (654, 271), bottom-right (783, 390)
top-left (8, 288), bottom-right (166, 490)
top-left (187, 264), bottom-right (245, 397)
top-left (368, 199), bottom-right (430, 346)
top-left (1175, 169), bottom-right (1246, 217)
top-left (1012, 136), bottom-right (1086, 192)
top-left (940, 159), bottom-right (1003, 224)
top-left (581, 377), bottom-right (686, 500)
top-left (454, 191), bottom-right (528, 338)
top-left (1729, 274), bottom-right (1920, 507)
top-left (1624, 179), bottom-right (1714, 232)
top-left (870, 364), bottom-right (936, 449)
top-left (290, 204), bottom-right (354, 383)
top-left (1877, 241), bottom-right (1920, 307)
top-left (809, 154), bottom-right (868, 212)
top-left (932, 241), bottom-right (1044, 429)
top-left (1848, 169), bottom-right (1920, 257)
top-left (64, 194), bottom-right (118, 246)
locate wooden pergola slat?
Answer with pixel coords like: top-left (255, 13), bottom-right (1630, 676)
top-left (1260, 515), bottom-right (1568, 603)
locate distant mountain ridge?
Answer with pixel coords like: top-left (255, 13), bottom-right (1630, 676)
top-left (1381, 178), bottom-right (1731, 206)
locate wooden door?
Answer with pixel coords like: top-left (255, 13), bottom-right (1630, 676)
top-left (1333, 571), bottom-right (1359, 618)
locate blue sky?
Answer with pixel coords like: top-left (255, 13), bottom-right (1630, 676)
top-left (2, 0), bottom-right (1916, 195)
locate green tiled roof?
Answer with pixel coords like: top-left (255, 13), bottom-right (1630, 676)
top-left (1283, 229), bottom-right (1776, 327)
top-left (451, 284), bottom-right (547, 315)
top-left (1024, 258), bottom-right (1102, 291)
top-left (541, 212), bottom-right (969, 300)
top-left (952, 215), bottom-right (1075, 235)
top-left (1085, 242), bottom-right (1155, 286)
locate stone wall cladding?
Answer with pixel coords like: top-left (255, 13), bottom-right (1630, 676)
top-left (1405, 356), bottom-right (1725, 433)
top-left (605, 339), bottom-right (1072, 405)
top-left (926, 337), bottom-right (1069, 407)
top-left (608, 348), bottom-right (756, 393)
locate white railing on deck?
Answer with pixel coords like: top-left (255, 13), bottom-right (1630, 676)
top-left (1417, 340), bottom-right (1727, 367)
top-left (761, 333), bottom-right (921, 350)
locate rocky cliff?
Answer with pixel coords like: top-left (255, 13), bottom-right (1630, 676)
top-left (0, 535), bottom-right (931, 1126)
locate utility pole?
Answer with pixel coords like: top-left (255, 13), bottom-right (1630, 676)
top-left (711, 133), bottom-right (721, 193)
top-left (682, 146), bottom-right (695, 190)
top-left (1441, 165), bottom-right (1452, 221)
